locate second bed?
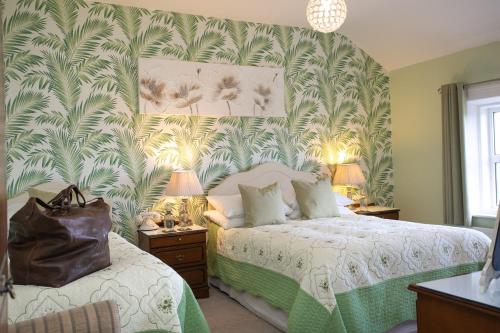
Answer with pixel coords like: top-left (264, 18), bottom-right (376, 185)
top-left (205, 163), bottom-right (490, 333)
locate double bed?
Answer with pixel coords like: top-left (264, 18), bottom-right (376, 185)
top-left (205, 163), bottom-right (491, 333)
top-left (7, 194), bottom-right (209, 333)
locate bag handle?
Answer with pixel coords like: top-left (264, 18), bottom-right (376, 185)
top-left (44, 185), bottom-right (86, 210)
top-left (35, 197), bottom-right (55, 210)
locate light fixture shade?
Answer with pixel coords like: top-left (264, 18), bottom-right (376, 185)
top-left (165, 170), bottom-right (204, 197)
top-left (333, 163), bottom-right (365, 186)
top-left (306, 0), bottom-right (347, 33)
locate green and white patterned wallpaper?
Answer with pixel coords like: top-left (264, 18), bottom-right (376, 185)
top-left (3, 0), bottom-right (393, 242)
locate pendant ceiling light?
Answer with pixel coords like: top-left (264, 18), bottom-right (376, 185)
top-left (306, 0), bottom-right (347, 33)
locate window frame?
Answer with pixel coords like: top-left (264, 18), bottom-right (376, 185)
top-left (464, 99), bottom-right (500, 221)
top-left (487, 107), bottom-right (500, 208)
top-left (464, 82), bottom-right (500, 228)
top-left (488, 109), bottom-right (500, 202)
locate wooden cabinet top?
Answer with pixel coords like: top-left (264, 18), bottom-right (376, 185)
top-left (138, 224), bottom-right (207, 239)
top-left (351, 205), bottom-right (400, 215)
top-left (409, 272), bottom-right (500, 312)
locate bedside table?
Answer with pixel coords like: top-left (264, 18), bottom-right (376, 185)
top-left (352, 206), bottom-right (400, 220)
top-left (138, 225), bottom-right (209, 298)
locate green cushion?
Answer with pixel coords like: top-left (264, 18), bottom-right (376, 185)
top-left (238, 182), bottom-right (286, 227)
top-left (291, 178), bottom-right (340, 219)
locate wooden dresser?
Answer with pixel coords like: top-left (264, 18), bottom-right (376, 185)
top-left (409, 272), bottom-right (500, 333)
top-left (138, 225), bottom-right (209, 298)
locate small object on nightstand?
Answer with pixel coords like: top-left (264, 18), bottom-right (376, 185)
top-left (352, 205), bottom-right (400, 220)
top-left (138, 225), bottom-right (209, 298)
top-left (136, 211), bottom-right (162, 231)
top-left (352, 192), bottom-right (367, 210)
top-left (164, 209), bottom-right (175, 232)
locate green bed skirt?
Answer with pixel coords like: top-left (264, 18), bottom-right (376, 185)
top-left (207, 223), bottom-right (483, 333)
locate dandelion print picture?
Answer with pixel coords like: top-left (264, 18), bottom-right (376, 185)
top-left (139, 58), bottom-right (285, 117)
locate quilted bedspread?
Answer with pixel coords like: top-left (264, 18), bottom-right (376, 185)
top-left (9, 232), bottom-right (209, 333)
top-left (209, 215), bottom-right (490, 333)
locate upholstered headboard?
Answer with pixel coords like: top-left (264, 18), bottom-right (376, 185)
top-left (208, 162), bottom-right (317, 205)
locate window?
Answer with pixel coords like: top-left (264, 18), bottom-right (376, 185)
top-left (487, 108), bottom-right (500, 206)
top-left (464, 81), bottom-right (500, 219)
top-left (494, 111), bottom-right (500, 202)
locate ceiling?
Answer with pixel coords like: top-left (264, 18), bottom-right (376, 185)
top-left (94, 0), bottom-right (500, 71)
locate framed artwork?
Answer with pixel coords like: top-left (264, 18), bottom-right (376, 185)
top-left (139, 58), bottom-right (285, 117)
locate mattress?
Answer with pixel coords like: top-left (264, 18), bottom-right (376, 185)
top-left (208, 215), bottom-right (490, 333)
top-left (9, 232), bottom-right (209, 333)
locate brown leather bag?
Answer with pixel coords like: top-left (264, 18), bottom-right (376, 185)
top-left (8, 185), bottom-right (112, 287)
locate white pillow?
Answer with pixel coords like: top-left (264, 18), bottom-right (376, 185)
top-left (284, 204), bottom-right (293, 216)
top-left (207, 194), bottom-right (292, 218)
top-left (334, 192), bottom-right (354, 206)
top-left (28, 181), bottom-right (70, 193)
top-left (204, 210), bottom-right (245, 229)
top-left (207, 194), bottom-right (244, 218)
top-left (7, 192), bottom-right (29, 222)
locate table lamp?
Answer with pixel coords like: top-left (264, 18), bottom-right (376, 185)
top-left (165, 170), bottom-right (204, 229)
top-left (333, 163), bottom-right (365, 200)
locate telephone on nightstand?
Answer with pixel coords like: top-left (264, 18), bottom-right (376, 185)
top-left (135, 211), bottom-right (162, 231)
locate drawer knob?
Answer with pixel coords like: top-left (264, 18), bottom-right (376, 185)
top-left (178, 237), bottom-right (182, 241)
top-left (176, 254), bottom-right (185, 261)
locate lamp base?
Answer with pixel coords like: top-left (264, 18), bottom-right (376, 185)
top-left (345, 185), bottom-right (355, 200)
top-left (177, 220), bottom-right (193, 231)
top-left (178, 198), bottom-right (192, 228)
top-left (327, 164), bottom-right (336, 184)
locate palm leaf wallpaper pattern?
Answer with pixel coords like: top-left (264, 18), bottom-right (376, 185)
top-left (3, 0), bottom-right (394, 243)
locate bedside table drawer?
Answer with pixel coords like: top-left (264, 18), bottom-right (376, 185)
top-left (154, 245), bottom-right (205, 267)
top-left (150, 232), bottom-right (205, 248)
top-left (177, 265), bottom-right (207, 287)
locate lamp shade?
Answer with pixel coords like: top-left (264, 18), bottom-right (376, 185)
top-left (333, 163), bottom-right (365, 186)
top-left (165, 170), bottom-right (204, 197)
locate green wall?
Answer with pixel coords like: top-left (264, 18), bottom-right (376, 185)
top-left (390, 41), bottom-right (500, 225)
top-left (3, 0), bottom-right (393, 242)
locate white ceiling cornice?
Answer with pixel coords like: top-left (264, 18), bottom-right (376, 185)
top-left (90, 0), bottom-right (500, 71)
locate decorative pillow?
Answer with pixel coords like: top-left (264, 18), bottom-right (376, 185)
top-left (291, 178), bottom-right (340, 219)
top-left (206, 194), bottom-right (244, 218)
top-left (238, 182), bottom-right (287, 227)
top-left (335, 192), bottom-right (354, 206)
top-left (203, 210), bottom-right (245, 229)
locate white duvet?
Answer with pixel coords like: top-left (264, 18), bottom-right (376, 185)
top-left (9, 232), bottom-right (185, 333)
top-left (215, 214), bottom-right (490, 312)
